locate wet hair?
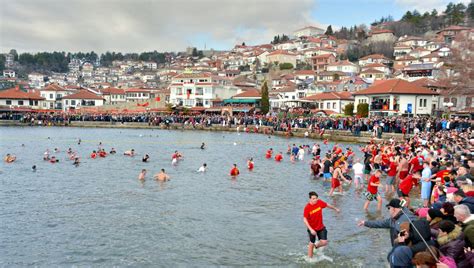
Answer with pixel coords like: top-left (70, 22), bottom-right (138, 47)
top-left (309, 191), bottom-right (318, 198)
top-left (161, 169), bottom-right (165, 172)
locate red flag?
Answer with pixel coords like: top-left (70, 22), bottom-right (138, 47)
top-left (142, 102), bottom-right (149, 107)
top-left (187, 91), bottom-right (190, 99)
top-left (155, 96), bottom-right (161, 101)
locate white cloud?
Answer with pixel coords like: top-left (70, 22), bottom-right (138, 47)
top-left (0, 0), bottom-right (323, 53)
top-left (395, 0), bottom-right (471, 13)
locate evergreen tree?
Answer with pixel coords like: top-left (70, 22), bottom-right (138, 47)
top-left (325, 25), bottom-right (334, 35)
top-left (260, 81), bottom-right (270, 114)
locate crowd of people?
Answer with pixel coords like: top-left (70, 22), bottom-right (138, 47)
top-left (303, 125), bottom-right (474, 267)
top-left (1, 111), bottom-right (472, 136)
top-left (3, 110), bottom-right (474, 267)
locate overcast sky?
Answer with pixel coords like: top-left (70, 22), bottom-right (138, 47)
top-left (0, 0), bottom-right (470, 54)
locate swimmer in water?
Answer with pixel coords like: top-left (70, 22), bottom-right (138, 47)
top-left (247, 158), bottom-right (254, 170)
top-left (138, 169), bottom-right (147, 180)
top-left (197, 163), bottom-right (207, 172)
top-left (142, 154), bottom-right (150, 162)
top-left (124, 149), bottom-right (135, 156)
top-left (32, 165), bottom-right (37, 172)
top-left (154, 169), bottom-right (170, 181)
top-left (230, 164), bottom-right (240, 176)
top-left (4, 154), bottom-right (16, 163)
top-left (110, 148), bottom-right (116, 154)
top-left (200, 142), bottom-right (205, 150)
top-left (73, 157), bottom-right (80, 166)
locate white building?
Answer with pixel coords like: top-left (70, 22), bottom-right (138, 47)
top-left (28, 73), bottom-right (47, 89)
top-left (0, 86), bottom-right (44, 109)
top-left (352, 79), bottom-right (439, 116)
top-left (326, 60), bottom-right (360, 75)
top-left (169, 72), bottom-right (239, 108)
top-left (293, 26), bottom-right (325, 38)
top-left (301, 91), bottom-right (354, 114)
top-left (62, 90), bottom-right (105, 111)
top-left (3, 69), bottom-right (15, 78)
top-left (100, 87), bottom-right (126, 105)
top-left (40, 83), bottom-right (72, 110)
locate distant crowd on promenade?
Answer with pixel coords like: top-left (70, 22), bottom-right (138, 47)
top-left (0, 111), bottom-right (472, 136)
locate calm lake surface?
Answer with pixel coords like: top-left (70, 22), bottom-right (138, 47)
top-left (1, 126), bottom-right (396, 267)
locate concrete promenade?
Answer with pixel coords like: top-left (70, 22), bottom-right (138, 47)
top-left (0, 120), bottom-right (406, 144)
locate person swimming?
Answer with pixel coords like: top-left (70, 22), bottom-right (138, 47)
top-left (124, 149), bottom-right (135, 156)
top-left (142, 154), bottom-right (150, 162)
top-left (198, 163), bottom-right (207, 172)
top-left (138, 169), bottom-right (147, 180)
top-left (4, 154), bottom-right (16, 163)
top-left (200, 142), bottom-right (206, 150)
top-left (32, 165), bottom-right (37, 172)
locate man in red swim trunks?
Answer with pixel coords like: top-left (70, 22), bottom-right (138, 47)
top-left (303, 191), bottom-right (340, 258)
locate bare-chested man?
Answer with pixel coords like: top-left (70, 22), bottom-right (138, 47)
top-left (154, 169), bottom-right (170, 181)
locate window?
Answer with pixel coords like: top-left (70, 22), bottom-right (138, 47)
top-left (18, 100), bottom-right (24, 105)
top-left (65, 100), bottom-right (69, 105)
top-left (71, 100), bottom-right (76, 105)
top-left (6, 100), bottom-right (12, 105)
top-left (451, 98), bottom-right (457, 107)
top-left (29, 100), bottom-right (33, 105)
top-left (326, 102), bottom-right (330, 109)
top-left (466, 97), bottom-right (472, 107)
top-left (443, 97), bottom-right (449, 103)
top-left (49, 94), bottom-right (53, 99)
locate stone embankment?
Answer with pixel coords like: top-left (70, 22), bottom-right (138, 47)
top-left (0, 120), bottom-right (406, 144)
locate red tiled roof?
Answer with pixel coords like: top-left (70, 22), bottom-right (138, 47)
top-left (359, 54), bottom-right (389, 60)
top-left (0, 86), bottom-right (45, 100)
top-left (100, 87), bottom-right (125, 95)
top-left (294, 70), bottom-right (316, 75)
top-left (352, 79), bottom-right (439, 95)
top-left (232, 89), bottom-right (261, 98)
top-left (42, 83), bottom-right (66, 92)
top-left (360, 68), bottom-right (385, 74)
top-left (370, 29), bottom-right (394, 35)
top-left (312, 54), bottom-right (335, 59)
top-left (173, 72), bottom-right (212, 79)
top-left (268, 49), bottom-right (296, 56)
top-left (125, 88), bottom-right (152, 93)
top-left (62, 90), bottom-right (104, 100)
top-left (303, 91), bottom-right (353, 101)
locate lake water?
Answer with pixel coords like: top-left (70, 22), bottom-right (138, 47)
top-left (1, 126), bottom-right (396, 267)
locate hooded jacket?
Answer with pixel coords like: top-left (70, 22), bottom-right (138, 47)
top-left (438, 225), bottom-right (466, 264)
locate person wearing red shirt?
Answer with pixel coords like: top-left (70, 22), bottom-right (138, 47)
top-left (364, 170), bottom-right (383, 211)
top-left (265, 148), bottom-right (273, 159)
top-left (303, 191), bottom-right (340, 259)
top-left (247, 158), bottom-right (254, 170)
top-left (230, 164), bottom-right (240, 176)
top-left (397, 170), bottom-right (421, 208)
top-left (275, 152), bottom-right (283, 162)
top-left (385, 157), bottom-right (398, 193)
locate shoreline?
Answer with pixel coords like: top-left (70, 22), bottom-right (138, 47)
top-left (0, 120), bottom-right (405, 144)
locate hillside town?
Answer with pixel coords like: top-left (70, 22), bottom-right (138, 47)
top-left (0, 23), bottom-right (473, 118)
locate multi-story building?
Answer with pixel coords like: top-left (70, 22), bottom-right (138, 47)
top-left (169, 72), bottom-right (239, 108)
top-left (39, 83), bottom-right (72, 110)
top-left (293, 26), bottom-right (325, 38)
top-left (28, 73), bottom-right (47, 89)
top-left (0, 85), bottom-right (44, 109)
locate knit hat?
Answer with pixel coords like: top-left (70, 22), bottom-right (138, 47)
top-left (439, 220), bottom-right (455, 233)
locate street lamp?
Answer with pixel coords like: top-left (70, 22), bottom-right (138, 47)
top-left (443, 102), bottom-right (453, 119)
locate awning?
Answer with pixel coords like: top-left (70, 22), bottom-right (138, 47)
top-left (223, 99), bottom-right (258, 104)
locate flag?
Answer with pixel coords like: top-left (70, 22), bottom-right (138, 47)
top-left (155, 96), bottom-right (161, 101)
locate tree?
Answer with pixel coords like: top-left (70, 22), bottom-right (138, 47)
top-left (344, 103), bottom-right (354, 116)
top-left (466, 2), bottom-right (474, 25)
top-left (192, 48), bottom-right (198, 57)
top-left (260, 81), bottom-right (270, 114)
top-left (0, 54), bottom-right (5, 72)
top-left (356, 103), bottom-right (369, 118)
top-left (279, 63), bottom-right (293, 70)
top-left (325, 25), bottom-right (333, 35)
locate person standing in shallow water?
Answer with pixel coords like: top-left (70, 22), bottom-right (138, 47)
top-left (303, 191), bottom-right (340, 259)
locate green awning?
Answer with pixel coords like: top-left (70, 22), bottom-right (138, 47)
top-left (223, 99), bottom-right (259, 104)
